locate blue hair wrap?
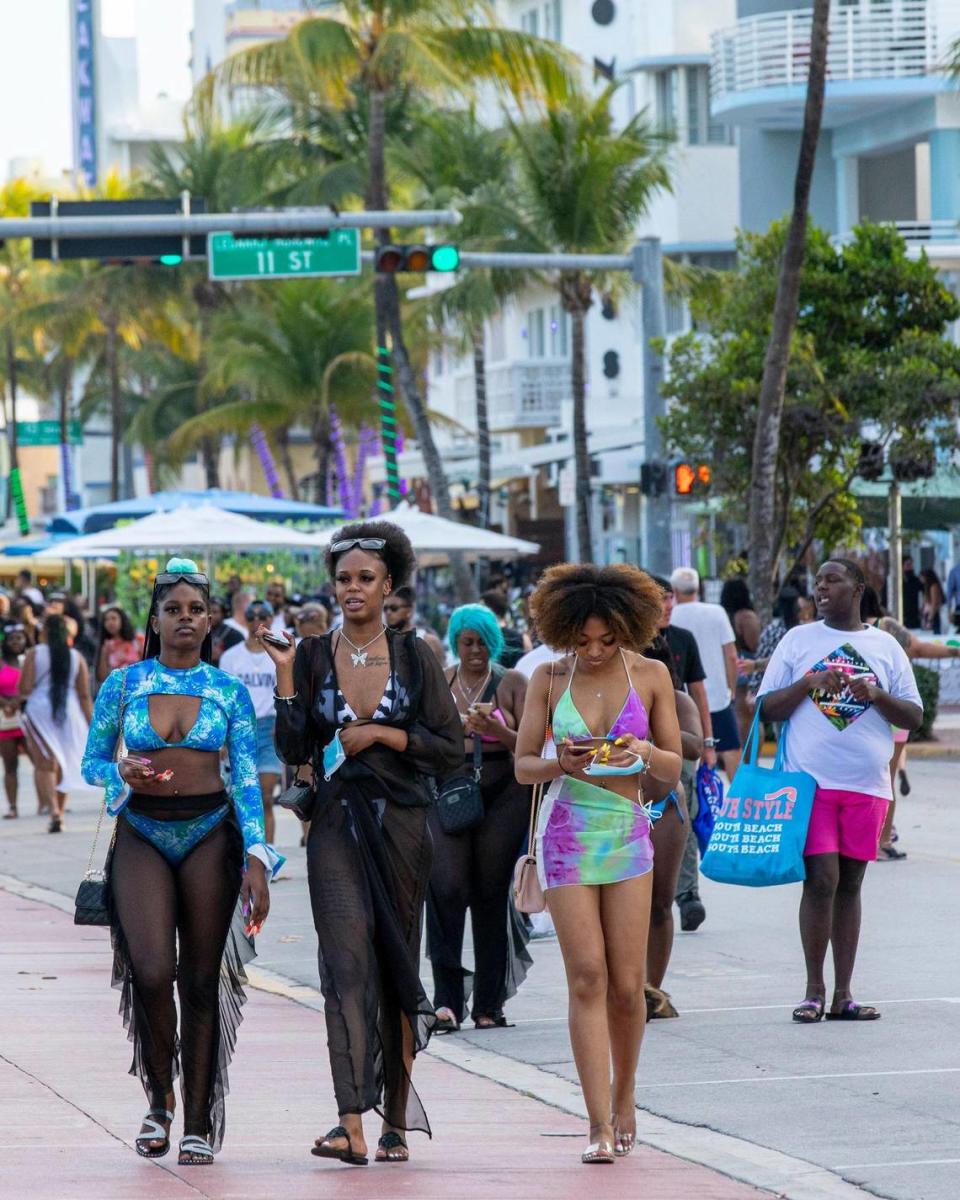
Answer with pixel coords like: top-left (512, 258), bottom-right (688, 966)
top-left (165, 556), bottom-right (201, 574)
top-left (447, 603), bottom-right (505, 663)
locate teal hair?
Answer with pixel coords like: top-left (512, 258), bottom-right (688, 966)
top-left (447, 603), bottom-right (504, 663)
top-left (165, 556), bottom-right (200, 573)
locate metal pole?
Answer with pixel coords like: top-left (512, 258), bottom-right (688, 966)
top-left (0, 209), bottom-right (463, 239)
top-left (634, 238), bottom-right (672, 576)
top-left (889, 480), bottom-right (903, 623)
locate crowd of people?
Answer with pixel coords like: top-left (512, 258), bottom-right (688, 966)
top-left (0, 539), bottom-right (943, 1168)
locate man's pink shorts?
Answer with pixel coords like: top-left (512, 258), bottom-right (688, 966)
top-left (804, 788), bottom-right (889, 862)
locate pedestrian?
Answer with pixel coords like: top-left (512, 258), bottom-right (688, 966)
top-left (427, 604), bottom-right (531, 1033)
top-left (919, 567), bottom-right (945, 634)
top-left (757, 559), bottom-right (922, 1024)
top-left (383, 584), bottom-right (436, 639)
top-left (515, 563), bottom-right (681, 1163)
top-left (95, 604), bottom-right (144, 684)
top-left (264, 521), bottom-right (462, 1166)
top-left (224, 590), bottom-right (251, 638)
top-left (720, 577), bottom-right (762, 746)
top-left (11, 597), bottom-right (40, 646)
top-left (19, 613), bottom-right (93, 832)
top-left (946, 559), bottom-right (960, 631)
top-left (220, 599), bottom-right (282, 844)
top-left (81, 557), bottom-right (279, 1164)
top-left (0, 625), bottom-right (28, 818)
top-left (209, 596), bottom-right (244, 664)
top-left (14, 568), bottom-right (45, 612)
top-left (293, 602), bottom-right (330, 640)
top-left (481, 589), bottom-right (531, 668)
top-left (859, 585), bottom-right (960, 860)
top-left (669, 567), bottom-right (741, 778)
top-left (901, 556), bottom-right (924, 629)
top-left (265, 577), bottom-right (289, 635)
top-left (640, 636), bottom-right (704, 1018)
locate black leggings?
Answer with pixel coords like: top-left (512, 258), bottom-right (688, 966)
top-left (109, 813), bottom-right (244, 1147)
top-left (426, 757), bottom-right (531, 1021)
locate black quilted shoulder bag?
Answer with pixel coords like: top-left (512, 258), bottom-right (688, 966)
top-left (436, 735), bottom-right (484, 834)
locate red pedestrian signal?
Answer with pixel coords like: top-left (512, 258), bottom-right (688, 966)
top-left (674, 462), bottom-right (711, 496)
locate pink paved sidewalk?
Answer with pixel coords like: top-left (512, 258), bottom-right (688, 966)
top-left (0, 887), bottom-right (771, 1199)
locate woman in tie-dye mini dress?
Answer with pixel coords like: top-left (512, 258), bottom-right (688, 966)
top-left (515, 564), bottom-right (681, 1166)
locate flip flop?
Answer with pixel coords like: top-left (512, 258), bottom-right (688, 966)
top-left (311, 1125), bottom-right (368, 1166)
top-left (791, 998), bottom-right (824, 1023)
top-left (826, 1001), bottom-right (880, 1021)
top-left (376, 1132), bottom-right (409, 1163)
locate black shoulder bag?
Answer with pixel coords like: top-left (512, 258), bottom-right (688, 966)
top-left (75, 667), bottom-right (127, 926)
top-left (436, 734), bottom-right (484, 834)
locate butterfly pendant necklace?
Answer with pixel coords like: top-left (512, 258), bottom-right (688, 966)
top-left (339, 626), bottom-right (386, 667)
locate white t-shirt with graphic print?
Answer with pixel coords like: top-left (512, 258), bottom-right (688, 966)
top-left (757, 621), bottom-right (921, 800)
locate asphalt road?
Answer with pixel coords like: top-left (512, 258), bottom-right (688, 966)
top-left (2, 758), bottom-right (957, 1200)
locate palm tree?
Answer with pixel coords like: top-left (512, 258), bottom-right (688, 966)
top-left (503, 84), bottom-right (671, 559)
top-left (748, 0), bottom-right (831, 622)
top-left (200, 1), bottom-right (574, 524)
top-left (144, 117), bottom-right (271, 488)
top-left (397, 109), bottom-right (527, 527)
top-left (172, 278), bottom-right (378, 501)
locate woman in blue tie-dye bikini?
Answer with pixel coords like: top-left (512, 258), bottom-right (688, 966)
top-left (515, 564), bottom-right (681, 1165)
top-left (82, 558), bottom-right (282, 1167)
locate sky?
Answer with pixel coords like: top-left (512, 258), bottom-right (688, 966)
top-left (0, 0), bottom-right (194, 179)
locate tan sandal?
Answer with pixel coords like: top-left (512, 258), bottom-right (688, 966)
top-left (581, 1138), bottom-right (615, 1164)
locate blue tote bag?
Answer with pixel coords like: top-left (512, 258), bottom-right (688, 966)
top-left (700, 706), bottom-right (816, 887)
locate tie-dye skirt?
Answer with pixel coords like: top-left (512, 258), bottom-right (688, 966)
top-left (536, 775), bottom-right (654, 890)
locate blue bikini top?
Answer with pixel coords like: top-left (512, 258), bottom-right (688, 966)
top-left (119, 659), bottom-right (239, 753)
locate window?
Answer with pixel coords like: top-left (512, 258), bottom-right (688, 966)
top-left (432, 345), bottom-right (445, 376)
top-left (520, 8), bottom-right (539, 35)
top-left (549, 305), bottom-right (569, 357)
top-left (526, 307), bottom-right (546, 358)
top-left (685, 66), bottom-right (732, 146)
top-left (655, 69), bottom-right (678, 134)
top-left (543, 0), bottom-right (562, 41)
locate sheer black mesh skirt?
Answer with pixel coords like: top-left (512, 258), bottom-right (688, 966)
top-left (306, 789), bottom-right (436, 1134)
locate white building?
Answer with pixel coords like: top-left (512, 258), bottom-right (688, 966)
top-left (404, 1), bottom-right (739, 565)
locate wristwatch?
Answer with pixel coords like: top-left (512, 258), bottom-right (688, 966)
top-left (702, 737), bottom-right (718, 748)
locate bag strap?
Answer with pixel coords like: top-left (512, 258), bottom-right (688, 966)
top-left (85, 667), bottom-right (127, 878)
top-left (471, 734), bottom-right (483, 781)
top-left (773, 718), bottom-right (790, 772)
top-left (525, 664), bottom-right (557, 854)
top-left (741, 703), bottom-right (764, 766)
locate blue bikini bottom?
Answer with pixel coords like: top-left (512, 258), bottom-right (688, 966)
top-left (124, 791), bottom-right (231, 867)
top-left (650, 790), bottom-right (686, 822)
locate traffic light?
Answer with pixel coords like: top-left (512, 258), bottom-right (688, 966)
top-left (674, 462), bottom-right (712, 496)
top-left (857, 441), bottom-right (885, 481)
top-left (374, 244), bottom-right (460, 273)
top-left (640, 461), bottom-right (669, 497)
top-left (31, 198), bottom-right (207, 263)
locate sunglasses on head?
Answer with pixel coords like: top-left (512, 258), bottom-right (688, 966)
top-left (155, 571), bottom-right (210, 588)
top-left (330, 537), bottom-right (387, 555)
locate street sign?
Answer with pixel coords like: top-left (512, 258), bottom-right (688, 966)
top-left (16, 420), bottom-right (83, 446)
top-left (207, 230), bottom-right (361, 281)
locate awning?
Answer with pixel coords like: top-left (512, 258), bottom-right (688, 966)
top-left (852, 469), bottom-right (960, 531)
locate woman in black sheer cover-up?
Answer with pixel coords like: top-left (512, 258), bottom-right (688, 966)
top-left (265, 522), bottom-right (461, 1166)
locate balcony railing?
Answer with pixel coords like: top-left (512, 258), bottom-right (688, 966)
top-left (711, 2), bottom-right (953, 104)
top-left (454, 359), bottom-right (568, 431)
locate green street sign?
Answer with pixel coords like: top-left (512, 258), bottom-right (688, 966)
top-left (207, 230), bottom-right (361, 281)
top-left (16, 420), bottom-right (83, 446)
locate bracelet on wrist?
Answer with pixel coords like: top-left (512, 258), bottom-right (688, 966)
top-left (274, 689), bottom-right (297, 703)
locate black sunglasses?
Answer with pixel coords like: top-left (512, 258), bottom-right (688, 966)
top-left (330, 537), bottom-right (387, 555)
top-left (155, 571), bottom-right (210, 588)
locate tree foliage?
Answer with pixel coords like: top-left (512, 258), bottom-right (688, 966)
top-left (660, 221), bottom-right (960, 578)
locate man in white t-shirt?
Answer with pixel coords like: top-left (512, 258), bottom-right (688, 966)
top-left (669, 567), bottom-right (740, 777)
top-left (758, 558), bottom-right (922, 1025)
top-left (220, 599), bottom-right (282, 843)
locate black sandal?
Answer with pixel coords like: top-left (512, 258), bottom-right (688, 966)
top-left (792, 998), bottom-right (824, 1023)
top-left (134, 1108), bottom-right (173, 1158)
top-left (826, 1000), bottom-right (881, 1021)
top-left (311, 1125), bottom-right (368, 1166)
top-left (376, 1132), bottom-right (409, 1163)
top-left (473, 1014), bottom-right (509, 1029)
top-left (178, 1134), bottom-right (214, 1165)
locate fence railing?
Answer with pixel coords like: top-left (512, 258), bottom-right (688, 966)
top-left (711, 2), bottom-right (955, 102)
top-left (454, 359), bottom-right (569, 431)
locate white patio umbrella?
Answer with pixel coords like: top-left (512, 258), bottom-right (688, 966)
top-left (309, 502), bottom-right (540, 563)
top-left (31, 503), bottom-right (324, 560)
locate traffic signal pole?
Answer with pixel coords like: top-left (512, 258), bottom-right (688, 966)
top-left (633, 239), bottom-right (671, 577)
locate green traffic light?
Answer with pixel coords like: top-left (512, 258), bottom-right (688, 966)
top-left (159, 254), bottom-right (183, 266)
top-left (430, 245), bottom-right (460, 272)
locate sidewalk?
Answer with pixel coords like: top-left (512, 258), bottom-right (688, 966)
top-left (0, 887), bottom-right (772, 1200)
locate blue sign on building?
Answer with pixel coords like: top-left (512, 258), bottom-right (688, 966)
top-left (73, 0), bottom-right (97, 186)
